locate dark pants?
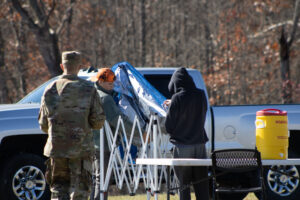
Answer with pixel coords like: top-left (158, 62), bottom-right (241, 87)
top-left (173, 143), bottom-right (209, 200)
top-left (90, 150), bottom-right (110, 200)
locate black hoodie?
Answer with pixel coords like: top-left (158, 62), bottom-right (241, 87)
top-left (165, 67), bottom-right (208, 145)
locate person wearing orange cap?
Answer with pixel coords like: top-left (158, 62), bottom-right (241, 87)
top-left (90, 68), bottom-right (141, 200)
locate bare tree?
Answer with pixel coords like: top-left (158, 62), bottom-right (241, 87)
top-left (10, 19), bottom-right (27, 98)
top-left (0, 26), bottom-right (8, 103)
top-left (279, 0), bottom-right (300, 103)
top-left (1, 0), bottom-right (300, 105)
top-left (140, 0), bottom-right (146, 66)
top-left (11, 0), bottom-right (76, 77)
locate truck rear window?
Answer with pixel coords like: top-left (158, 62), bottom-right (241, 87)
top-left (143, 74), bottom-right (172, 99)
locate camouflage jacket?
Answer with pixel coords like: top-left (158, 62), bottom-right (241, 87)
top-left (39, 74), bottom-right (106, 158)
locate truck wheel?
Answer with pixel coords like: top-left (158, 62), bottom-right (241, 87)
top-left (0, 153), bottom-right (50, 200)
top-left (264, 165), bottom-right (300, 200)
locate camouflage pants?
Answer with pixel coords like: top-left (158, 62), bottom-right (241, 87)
top-left (46, 157), bottom-right (92, 200)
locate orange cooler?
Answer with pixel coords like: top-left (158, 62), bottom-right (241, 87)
top-left (255, 109), bottom-right (289, 159)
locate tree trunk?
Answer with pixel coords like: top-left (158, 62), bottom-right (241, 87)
top-left (140, 0), bottom-right (146, 66)
top-left (13, 21), bottom-right (27, 99)
top-left (279, 0), bottom-right (300, 103)
top-left (0, 28), bottom-right (4, 68)
top-left (33, 26), bottom-right (62, 77)
top-left (0, 27), bottom-right (8, 103)
top-left (279, 28), bottom-right (292, 103)
top-left (11, 0), bottom-right (63, 77)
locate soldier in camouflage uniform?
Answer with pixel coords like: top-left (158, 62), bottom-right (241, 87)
top-left (38, 51), bottom-right (106, 200)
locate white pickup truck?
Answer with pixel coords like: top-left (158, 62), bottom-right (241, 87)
top-left (0, 67), bottom-right (299, 200)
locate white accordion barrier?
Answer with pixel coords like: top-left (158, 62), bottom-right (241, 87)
top-left (98, 114), bottom-right (178, 200)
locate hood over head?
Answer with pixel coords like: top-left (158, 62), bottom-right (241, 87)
top-left (168, 67), bottom-right (196, 95)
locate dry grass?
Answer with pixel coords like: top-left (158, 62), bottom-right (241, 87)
top-left (108, 192), bottom-right (258, 200)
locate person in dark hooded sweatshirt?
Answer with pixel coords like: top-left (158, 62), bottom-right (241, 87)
top-left (164, 67), bottom-right (209, 200)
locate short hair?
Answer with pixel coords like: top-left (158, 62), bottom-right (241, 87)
top-left (61, 51), bottom-right (81, 69)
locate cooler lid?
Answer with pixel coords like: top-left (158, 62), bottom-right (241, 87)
top-left (256, 108), bottom-right (287, 116)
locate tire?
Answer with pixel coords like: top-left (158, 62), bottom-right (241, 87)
top-left (264, 165), bottom-right (300, 200)
top-left (0, 153), bottom-right (50, 200)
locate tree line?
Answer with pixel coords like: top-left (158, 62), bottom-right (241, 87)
top-left (0, 0), bottom-right (299, 105)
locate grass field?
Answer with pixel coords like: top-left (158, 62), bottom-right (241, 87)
top-left (108, 193), bottom-right (258, 200)
top-left (105, 184), bottom-right (259, 200)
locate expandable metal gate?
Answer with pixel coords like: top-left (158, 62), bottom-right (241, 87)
top-left (98, 114), bottom-right (177, 200)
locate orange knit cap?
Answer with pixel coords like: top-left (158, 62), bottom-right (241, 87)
top-left (90, 68), bottom-right (116, 82)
